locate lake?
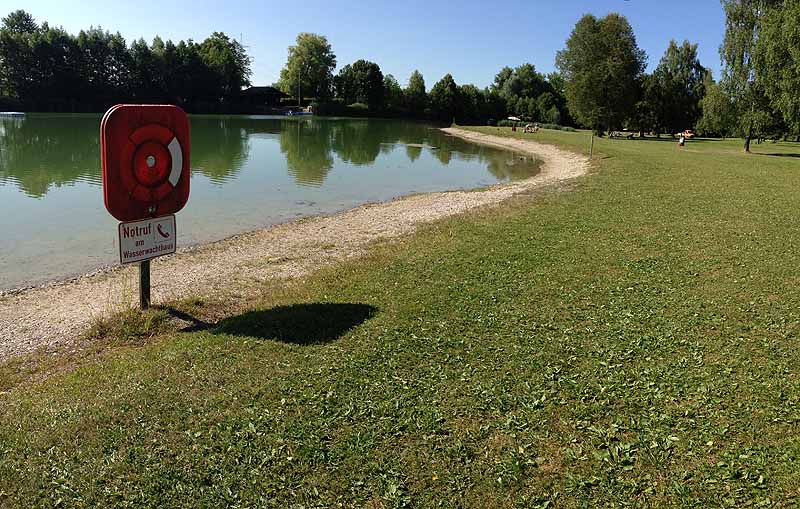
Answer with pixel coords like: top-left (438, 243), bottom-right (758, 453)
top-left (0, 114), bottom-right (541, 290)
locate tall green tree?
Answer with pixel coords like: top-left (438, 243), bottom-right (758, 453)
top-left (556, 13), bottom-right (646, 133)
top-left (492, 67), bottom-right (514, 93)
top-left (405, 70), bottom-right (427, 117)
top-left (334, 59), bottom-right (385, 109)
top-left (484, 88), bottom-right (507, 123)
top-left (652, 40), bottom-right (708, 135)
top-left (696, 74), bottom-right (737, 137)
top-left (491, 63), bottom-right (564, 122)
top-left (198, 32), bottom-right (251, 102)
top-left (1, 10), bottom-right (37, 34)
top-left (129, 38), bottom-right (160, 101)
top-left (76, 28), bottom-right (132, 106)
top-left (278, 33), bottom-right (336, 104)
top-left (383, 74), bottom-right (404, 112)
top-left (630, 74), bottom-right (655, 137)
top-left (0, 19), bottom-right (35, 99)
top-left (429, 73), bottom-right (460, 122)
top-left (720, 0), bottom-right (781, 151)
top-left (497, 63), bottom-right (548, 103)
top-left (755, 1), bottom-right (800, 134)
top-left (458, 84), bottom-right (486, 123)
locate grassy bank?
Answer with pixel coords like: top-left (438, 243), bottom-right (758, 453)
top-left (2, 128), bottom-right (800, 507)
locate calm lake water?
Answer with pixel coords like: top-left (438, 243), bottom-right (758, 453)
top-left (0, 114), bottom-right (541, 290)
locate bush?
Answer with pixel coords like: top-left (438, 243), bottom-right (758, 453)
top-left (540, 123), bottom-right (577, 132)
top-left (495, 120), bottom-right (576, 132)
top-left (311, 101), bottom-right (370, 117)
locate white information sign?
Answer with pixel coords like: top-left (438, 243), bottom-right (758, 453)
top-left (118, 215), bottom-right (176, 265)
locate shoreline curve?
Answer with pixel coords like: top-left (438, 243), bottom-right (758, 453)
top-left (0, 127), bottom-right (589, 362)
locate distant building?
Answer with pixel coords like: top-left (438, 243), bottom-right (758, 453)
top-left (239, 86), bottom-right (289, 111)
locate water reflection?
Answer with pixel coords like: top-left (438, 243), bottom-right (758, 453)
top-left (0, 115), bottom-right (541, 196)
top-left (331, 119), bottom-right (384, 166)
top-left (190, 116), bottom-right (251, 184)
top-left (278, 119), bottom-right (334, 187)
top-left (406, 145), bottom-right (422, 162)
top-left (0, 115), bottom-right (100, 198)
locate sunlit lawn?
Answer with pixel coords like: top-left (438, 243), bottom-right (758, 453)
top-left (1, 127), bottom-right (800, 507)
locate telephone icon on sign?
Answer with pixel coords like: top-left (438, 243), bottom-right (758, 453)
top-left (157, 223), bottom-right (171, 239)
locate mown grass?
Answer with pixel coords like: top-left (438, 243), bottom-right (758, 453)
top-left (2, 128), bottom-right (800, 507)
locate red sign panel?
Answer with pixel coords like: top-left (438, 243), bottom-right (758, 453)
top-left (101, 105), bottom-right (191, 222)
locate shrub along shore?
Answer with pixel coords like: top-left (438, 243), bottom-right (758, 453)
top-left (2, 128), bottom-right (800, 506)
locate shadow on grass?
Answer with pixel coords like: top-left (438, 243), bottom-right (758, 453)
top-left (758, 153), bottom-right (800, 159)
top-left (167, 303), bottom-right (377, 345)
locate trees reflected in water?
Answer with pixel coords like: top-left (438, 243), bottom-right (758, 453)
top-left (190, 116), bottom-right (252, 184)
top-left (278, 119), bottom-right (334, 187)
top-left (0, 116), bottom-right (541, 197)
top-left (0, 115), bottom-right (99, 197)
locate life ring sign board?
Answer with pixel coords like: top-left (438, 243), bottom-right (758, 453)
top-left (101, 104), bottom-right (190, 264)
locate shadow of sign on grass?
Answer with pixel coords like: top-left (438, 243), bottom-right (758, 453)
top-left (211, 303), bottom-right (378, 345)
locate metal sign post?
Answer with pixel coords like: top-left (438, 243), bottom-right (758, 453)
top-left (140, 260), bottom-right (151, 309)
top-left (101, 105), bottom-right (191, 310)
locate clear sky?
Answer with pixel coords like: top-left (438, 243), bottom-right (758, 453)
top-left (7, 0), bottom-right (727, 89)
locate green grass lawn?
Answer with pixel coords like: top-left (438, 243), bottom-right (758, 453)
top-left (2, 128), bottom-right (800, 507)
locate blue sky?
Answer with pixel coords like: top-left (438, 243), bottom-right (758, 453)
top-left (8, 0), bottom-right (727, 89)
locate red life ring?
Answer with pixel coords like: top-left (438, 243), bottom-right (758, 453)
top-left (119, 124), bottom-right (184, 203)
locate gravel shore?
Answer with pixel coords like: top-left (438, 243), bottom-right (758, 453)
top-left (0, 128), bottom-right (589, 362)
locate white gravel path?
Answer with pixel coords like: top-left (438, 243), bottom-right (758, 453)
top-left (0, 128), bottom-right (589, 362)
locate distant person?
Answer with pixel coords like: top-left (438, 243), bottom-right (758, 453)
top-left (679, 133), bottom-right (685, 148)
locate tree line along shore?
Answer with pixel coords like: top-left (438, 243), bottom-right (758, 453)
top-left (1, 2), bottom-right (799, 150)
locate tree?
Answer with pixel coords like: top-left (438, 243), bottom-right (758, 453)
top-left (491, 63), bottom-right (554, 121)
top-left (629, 74), bottom-right (657, 137)
top-left (696, 74), bottom-right (737, 138)
top-left (429, 74), bottom-right (460, 122)
top-left (405, 70), bottom-right (427, 117)
top-left (492, 66), bottom-right (514, 92)
top-left (0, 19), bottom-right (35, 99)
top-left (159, 39), bottom-right (181, 104)
top-left (129, 38), bottom-right (160, 101)
top-left (172, 39), bottom-right (207, 106)
top-left (484, 88), bottom-right (507, 122)
top-left (458, 84), bottom-right (486, 123)
top-left (335, 59), bottom-right (384, 109)
top-left (755, 1), bottom-right (800, 134)
top-left (537, 92), bottom-right (556, 122)
top-left (2, 10), bottom-right (37, 33)
top-left (500, 63), bottom-right (548, 102)
top-left (383, 74), bottom-right (404, 112)
top-left (546, 72), bottom-right (566, 96)
top-left (76, 28), bottom-right (132, 107)
top-left (0, 9), bottom-right (254, 112)
top-left (198, 32), bottom-right (251, 102)
top-left (546, 72), bottom-right (572, 125)
top-left (720, 0), bottom-right (781, 151)
top-left (278, 33), bottom-right (336, 104)
top-left (556, 13), bottom-right (646, 134)
top-left (651, 40), bottom-right (707, 135)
